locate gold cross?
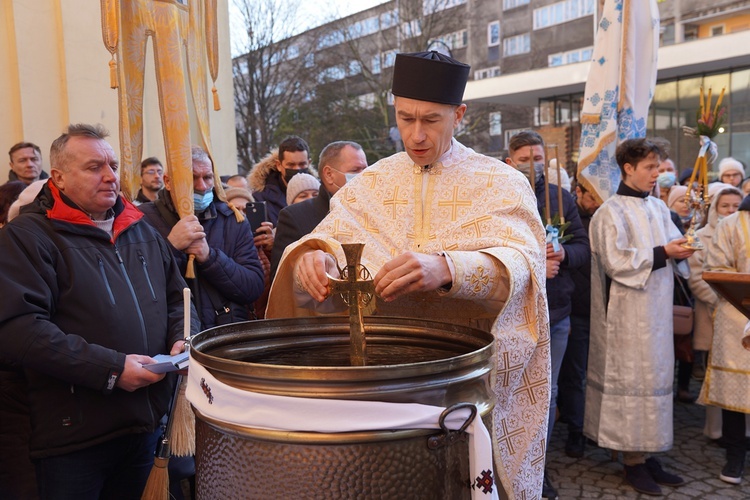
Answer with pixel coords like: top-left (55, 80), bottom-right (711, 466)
top-left (332, 220), bottom-right (353, 240)
top-left (496, 351), bottom-right (525, 387)
top-left (439, 186), bottom-right (472, 221)
top-left (500, 227), bottom-right (525, 246)
top-left (467, 266), bottom-right (492, 294)
top-left (475, 165), bottom-right (504, 188)
top-left (496, 418), bottom-right (525, 456)
top-left (516, 306), bottom-right (537, 333)
top-left (362, 170), bottom-right (380, 189)
top-left (461, 215), bottom-right (492, 238)
top-left (364, 214), bottom-right (380, 234)
top-left (513, 371), bottom-right (547, 405)
top-left (328, 243), bottom-right (375, 366)
top-left (383, 186), bottom-right (408, 220)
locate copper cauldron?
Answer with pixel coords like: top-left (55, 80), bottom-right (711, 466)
top-left (190, 316), bottom-right (495, 499)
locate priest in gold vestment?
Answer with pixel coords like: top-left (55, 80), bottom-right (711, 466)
top-left (268, 52), bottom-right (551, 500)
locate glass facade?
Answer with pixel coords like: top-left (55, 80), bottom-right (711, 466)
top-left (538, 68), bottom-right (750, 178)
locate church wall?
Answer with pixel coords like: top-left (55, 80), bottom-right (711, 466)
top-left (0, 0), bottom-right (237, 184)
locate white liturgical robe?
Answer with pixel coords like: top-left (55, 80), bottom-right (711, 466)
top-left (585, 190), bottom-right (687, 452)
top-left (701, 210), bottom-right (750, 413)
top-left (268, 139), bottom-right (551, 500)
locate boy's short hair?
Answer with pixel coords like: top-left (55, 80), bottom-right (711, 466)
top-left (615, 138), bottom-right (662, 177)
top-left (508, 130), bottom-right (544, 154)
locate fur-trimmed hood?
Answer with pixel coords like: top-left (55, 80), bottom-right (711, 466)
top-left (248, 149), bottom-right (279, 193)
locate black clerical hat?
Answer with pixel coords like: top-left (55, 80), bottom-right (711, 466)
top-left (391, 51), bottom-right (470, 106)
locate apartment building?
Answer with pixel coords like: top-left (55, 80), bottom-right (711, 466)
top-left (235, 0), bottom-right (750, 173)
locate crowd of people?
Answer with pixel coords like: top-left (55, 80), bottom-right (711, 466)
top-left (0, 51), bottom-right (749, 500)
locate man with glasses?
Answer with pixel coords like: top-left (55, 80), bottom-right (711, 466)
top-left (133, 157), bottom-right (165, 205)
top-left (270, 141), bottom-right (367, 280)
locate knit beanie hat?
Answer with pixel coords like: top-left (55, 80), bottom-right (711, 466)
top-left (719, 157), bottom-right (745, 178)
top-left (286, 173), bottom-right (320, 205)
top-left (224, 187), bottom-right (254, 205)
top-left (667, 185), bottom-right (688, 209)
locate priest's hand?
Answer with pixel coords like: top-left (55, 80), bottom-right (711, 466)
top-left (295, 250), bottom-right (338, 302)
top-left (664, 238), bottom-right (696, 260)
top-left (117, 354), bottom-right (166, 392)
top-left (168, 216), bottom-right (206, 251)
top-left (374, 252), bottom-right (451, 302)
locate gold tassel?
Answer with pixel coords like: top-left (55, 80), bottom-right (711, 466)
top-left (140, 456), bottom-right (169, 500)
top-left (186, 255), bottom-right (196, 279)
top-left (109, 56), bottom-right (118, 89)
top-left (228, 202), bottom-right (245, 222)
top-left (212, 85), bottom-right (221, 111)
top-left (169, 379), bottom-right (195, 457)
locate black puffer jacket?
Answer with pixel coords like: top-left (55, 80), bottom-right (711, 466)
top-left (534, 176), bottom-right (591, 322)
top-left (0, 182), bottom-right (197, 458)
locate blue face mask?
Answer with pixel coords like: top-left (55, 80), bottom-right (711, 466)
top-left (344, 172), bottom-right (359, 183)
top-left (193, 191), bottom-right (214, 212)
top-left (515, 162), bottom-right (545, 185)
top-left (657, 172), bottom-right (676, 189)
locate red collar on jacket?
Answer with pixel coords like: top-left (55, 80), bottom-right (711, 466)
top-left (46, 182), bottom-right (143, 241)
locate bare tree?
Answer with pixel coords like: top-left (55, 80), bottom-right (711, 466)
top-left (283, 0), bottom-right (468, 158)
top-left (232, 0), bottom-right (321, 172)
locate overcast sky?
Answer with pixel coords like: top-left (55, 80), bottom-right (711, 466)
top-left (229, 0), bottom-right (388, 55)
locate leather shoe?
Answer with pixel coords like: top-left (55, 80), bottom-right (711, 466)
top-left (565, 431), bottom-right (585, 458)
top-left (645, 457), bottom-right (685, 487)
top-left (624, 463), bottom-right (662, 496)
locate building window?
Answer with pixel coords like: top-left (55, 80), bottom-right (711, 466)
top-left (489, 112), bottom-right (502, 136)
top-left (401, 19), bottom-right (423, 38)
top-left (318, 31), bottom-right (344, 49)
top-left (533, 0), bottom-right (595, 30)
top-left (423, 0), bottom-right (467, 16)
top-left (380, 10), bottom-right (399, 30)
top-left (488, 21), bottom-right (500, 47)
top-left (372, 54), bottom-right (382, 75)
top-left (432, 29), bottom-right (468, 51)
top-left (503, 33), bottom-right (530, 56)
top-left (348, 60), bottom-right (362, 76)
top-left (505, 128), bottom-right (525, 146)
top-left (287, 45), bottom-right (299, 60)
top-left (711, 25), bottom-right (725, 37)
top-left (474, 66), bottom-right (501, 80)
top-left (357, 92), bottom-right (377, 109)
top-left (304, 53), bottom-right (315, 68)
top-left (383, 50), bottom-right (397, 68)
top-left (503, 0), bottom-right (530, 10)
top-left (534, 103), bottom-right (553, 126)
top-left (548, 46), bottom-right (593, 67)
top-left (319, 66), bottom-right (346, 83)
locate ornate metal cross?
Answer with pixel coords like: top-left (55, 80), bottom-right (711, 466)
top-left (328, 243), bottom-right (375, 366)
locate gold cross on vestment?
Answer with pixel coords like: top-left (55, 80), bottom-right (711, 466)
top-left (439, 186), bottom-right (472, 221)
top-left (328, 243), bottom-right (375, 366)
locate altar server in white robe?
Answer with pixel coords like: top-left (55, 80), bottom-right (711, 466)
top-left (585, 138), bottom-right (695, 496)
top-left (701, 196), bottom-right (750, 485)
top-left (269, 51), bottom-right (550, 500)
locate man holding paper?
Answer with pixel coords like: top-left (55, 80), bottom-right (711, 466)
top-left (0, 124), bottom-right (198, 498)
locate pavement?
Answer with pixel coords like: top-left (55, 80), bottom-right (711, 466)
top-left (545, 383), bottom-right (750, 499)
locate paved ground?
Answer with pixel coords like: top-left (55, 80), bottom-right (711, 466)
top-left (546, 384), bottom-right (750, 499)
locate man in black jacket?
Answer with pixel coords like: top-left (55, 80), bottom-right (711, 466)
top-left (0, 124), bottom-right (198, 499)
top-left (270, 141), bottom-right (367, 280)
top-left (557, 181), bottom-right (600, 459)
top-left (507, 130), bottom-right (590, 500)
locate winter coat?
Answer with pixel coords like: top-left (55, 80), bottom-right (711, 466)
top-left (139, 189), bottom-right (265, 328)
top-left (533, 175), bottom-right (590, 322)
top-left (0, 182), bottom-right (195, 458)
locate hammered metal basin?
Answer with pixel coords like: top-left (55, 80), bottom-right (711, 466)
top-left (190, 316), bottom-right (496, 499)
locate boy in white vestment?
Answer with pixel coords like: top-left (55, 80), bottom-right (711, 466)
top-left (586, 138), bottom-right (696, 496)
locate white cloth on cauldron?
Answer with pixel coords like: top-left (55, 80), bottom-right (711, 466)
top-left (187, 357), bottom-right (499, 499)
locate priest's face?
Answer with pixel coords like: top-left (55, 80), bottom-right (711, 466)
top-left (623, 152), bottom-right (660, 193)
top-left (394, 96), bottom-right (466, 167)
